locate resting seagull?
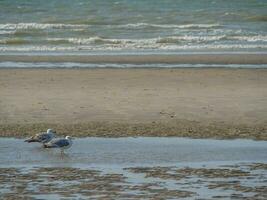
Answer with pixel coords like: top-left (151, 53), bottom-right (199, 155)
top-left (44, 136), bottom-right (73, 153)
top-left (24, 129), bottom-right (56, 144)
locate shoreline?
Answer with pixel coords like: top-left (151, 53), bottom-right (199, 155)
top-left (1, 121), bottom-right (267, 140)
top-left (0, 68), bottom-right (266, 140)
top-left (1, 53), bottom-right (267, 64)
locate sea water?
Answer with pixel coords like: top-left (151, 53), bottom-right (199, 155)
top-left (0, 137), bottom-right (266, 167)
top-left (0, 0), bottom-right (266, 53)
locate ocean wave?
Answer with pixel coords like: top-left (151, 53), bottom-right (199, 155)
top-left (47, 37), bottom-right (157, 45)
top-left (46, 35), bottom-right (226, 45)
top-left (229, 36), bottom-right (267, 42)
top-left (0, 46), bottom-right (78, 51)
top-left (114, 23), bottom-right (222, 29)
top-left (247, 15), bottom-right (267, 22)
top-left (0, 38), bottom-right (28, 45)
top-left (156, 35), bottom-right (226, 43)
top-left (0, 23), bottom-right (222, 31)
top-left (0, 23), bottom-right (90, 30)
top-left (2, 34), bottom-right (267, 48)
top-left (0, 44), bottom-right (266, 52)
top-left (47, 37), bottom-right (113, 44)
top-left (47, 35), bottom-right (266, 46)
top-left (0, 30), bottom-right (16, 35)
top-left (176, 24), bottom-right (222, 29)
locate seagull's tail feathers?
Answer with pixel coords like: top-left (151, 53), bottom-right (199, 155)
top-left (43, 143), bottom-right (50, 148)
top-left (43, 143), bottom-right (56, 148)
top-left (24, 138), bottom-right (38, 143)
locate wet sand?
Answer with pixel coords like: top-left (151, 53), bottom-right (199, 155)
top-left (0, 68), bottom-right (267, 139)
top-left (0, 137), bottom-right (267, 199)
top-left (1, 53), bottom-right (267, 64)
top-left (1, 164), bottom-right (266, 200)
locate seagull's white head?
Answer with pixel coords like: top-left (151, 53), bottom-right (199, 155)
top-left (47, 129), bottom-right (56, 134)
top-left (65, 136), bottom-right (73, 140)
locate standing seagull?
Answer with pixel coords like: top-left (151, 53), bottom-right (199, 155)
top-left (43, 136), bottom-right (73, 153)
top-left (24, 129), bottom-right (56, 144)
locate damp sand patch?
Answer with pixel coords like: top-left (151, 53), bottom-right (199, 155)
top-left (1, 120), bottom-right (267, 140)
top-left (1, 163), bottom-right (266, 199)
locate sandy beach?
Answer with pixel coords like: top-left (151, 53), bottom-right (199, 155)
top-left (0, 68), bottom-right (266, 139)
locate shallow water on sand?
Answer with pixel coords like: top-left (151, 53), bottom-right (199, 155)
top-left (0, 137), bottom-right (267, 167)
top-left (0, 137), bottom-right (267, 199)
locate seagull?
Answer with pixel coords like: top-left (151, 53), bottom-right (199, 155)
top-left (43, 136), bottom-right (73, 153)
top-left (24, 129), bottom-right (56, 144)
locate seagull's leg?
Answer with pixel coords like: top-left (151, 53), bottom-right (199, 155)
top-left (60, 149), bottom-right (68, 159)
top-left (59, 149), bottom-right (63, 158)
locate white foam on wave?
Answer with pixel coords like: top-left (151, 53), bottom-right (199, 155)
top-left (47, 35), bottom-right (226, 45)
top-left (0, 46), bottom-right (78, 51)
top-left (45, 34), bottom-right (267, 46)
top-left (0, 23), bottom-right (221, 30)
top-left (48, 37), bottom-right (109, 44)
top-left (0, 44), bottom-right (267, 52)
top-left (4, 34), bottom-right (266, 48)
top-left (158, 44), bottom-right (267, 51)
top-left (156, 35), bottom-right (227, 43)
top-left (230, 35), bottom-right (267, 42)
top-left (0, 23), bottom-right (90, 30)
top-left (113, 23), bottom-right (222, 29)
top-left (47, 37), bottom-right (157, 45)
top-left (177, 24), bottom-right (222, 29)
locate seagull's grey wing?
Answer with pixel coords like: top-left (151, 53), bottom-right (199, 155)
top-left (35, 132), bottom-right (45, 139)
top-left (37, 133), bottom-right (50, 142)
top-left (25, 132), bottom-right (53, 143)
top-left (26, 132), bottom-right (46, 142)
top-left (54, 139), bottom-right (70, 147)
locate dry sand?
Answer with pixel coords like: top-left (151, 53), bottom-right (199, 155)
top-left (0, 68), bottom-right (266, 139)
